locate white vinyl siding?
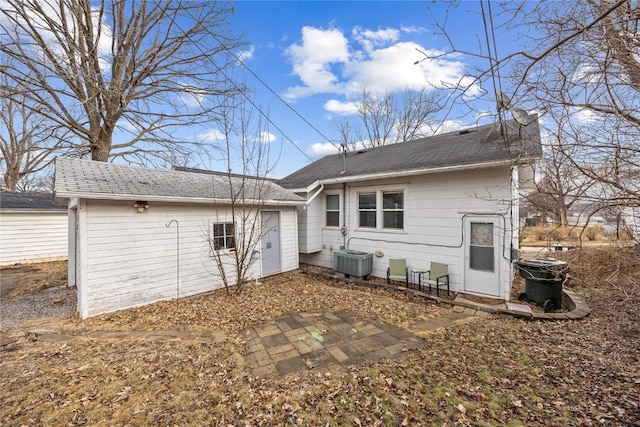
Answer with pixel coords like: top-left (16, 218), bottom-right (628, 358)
top-left (0, 212), bottom-right (68, 266)
top-left (76, 200), bottom-right (299, 318)
top-left (301, 166), bottom-right (516, 300)
top-left (298, 193), bottom-right (322, 253)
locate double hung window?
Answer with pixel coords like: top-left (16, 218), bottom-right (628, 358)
top-left (357, 189), bottom-right (405, 231)
top-left (326, 194), bottom-right (340, 227)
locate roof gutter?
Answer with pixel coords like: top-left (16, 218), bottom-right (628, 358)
top-left (312, 159), bottom-right (526, 186)
top-left (53, 192), bottom-right (306, 207)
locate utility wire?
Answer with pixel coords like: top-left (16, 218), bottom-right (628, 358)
top-left (176, 6), bottom-right (341, 181)
top-left (213, 35), bottom-right (341, 152)
top-left (481, 0), bottom-right (510, 149)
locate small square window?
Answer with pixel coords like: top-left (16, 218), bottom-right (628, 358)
top-left (212, 222), bottom-right (235, 250)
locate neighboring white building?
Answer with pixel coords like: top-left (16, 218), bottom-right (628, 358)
top-left (0, 192), bottom-right (68, 266)
top-left (622, 206), bottom-right (640, 246)
top-left (278, 116), bottom-right (542, 300)
top-left (54, 158), bottom-right (304, 319)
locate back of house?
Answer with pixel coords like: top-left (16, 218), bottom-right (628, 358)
top-left (278, 116), bottom-right (542, 301)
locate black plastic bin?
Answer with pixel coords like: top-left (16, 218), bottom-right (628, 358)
top-left (515, 258), bottom-right (568, 312)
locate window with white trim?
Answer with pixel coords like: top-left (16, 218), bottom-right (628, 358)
top-left (358, 191), bottom-right (377, 228)
top-left (325, 194), bottom-right (340, 227)
top-left (213, 222), bottom-right (235, 250)
top-left (382, 190), bottom-right (404, 229)
top-left (357, 188), bottom-right (405, 231)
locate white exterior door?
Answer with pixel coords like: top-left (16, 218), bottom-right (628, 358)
top-left (463, 216), bottom-right (500, 297)
top-left (261, 211), bottom-right (281, 276)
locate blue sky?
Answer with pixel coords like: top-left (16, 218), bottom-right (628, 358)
top-left (199, 0), bottom-right (514, 178)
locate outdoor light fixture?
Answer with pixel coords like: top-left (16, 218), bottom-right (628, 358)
top-left (133, 201), bottom-right (148, 213)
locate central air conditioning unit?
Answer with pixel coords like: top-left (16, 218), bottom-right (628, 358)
top-left (334, 250), bottom-right (373, 278)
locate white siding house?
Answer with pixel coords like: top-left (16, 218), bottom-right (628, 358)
top-left (278, 116), bottom-right (542, 300)
top-left (0, 192), bottom-right (68, 266)
top-left (54, 158), bottom-right (303, 318)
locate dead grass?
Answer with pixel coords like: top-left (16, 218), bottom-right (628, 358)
top-left (1, 250), bottom-right (639, 426)
top-left (0, 261), bottom-right (67, 298)
top-left (520, 225), bottom-right (633, 248)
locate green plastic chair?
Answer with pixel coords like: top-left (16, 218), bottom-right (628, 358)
top-left (386, 258), bottom-right (408, 287)
top-left (425, 262), bottom-right (449, 296)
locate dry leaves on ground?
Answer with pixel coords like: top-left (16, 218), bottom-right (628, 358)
top-left (1, 248), bottom-right (639, 426)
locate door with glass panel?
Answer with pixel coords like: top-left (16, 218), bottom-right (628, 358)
top-left (463, 216), bottom-right (500, 296)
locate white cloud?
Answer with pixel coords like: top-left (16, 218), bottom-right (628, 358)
top-left (400, 25), bottom-right (426, 35)
top-left (177, 83), bottom-right (207, 108)
top-left (198, 128), bottom-right (226, 141)
top-left (284, 26), bottom-right (350, 100)
top-left (324, 99), bottom-right (358, 115)
top-left (254, 131), bottom-right (277, 144)
top-left (572, 65), bottom-right (601, 84)
top-left (572, 108), bottom-right (601, 124)
top-left (305, 142), bottom-right (341, 158)
top-left (284, 25), bottom-right (480, 104)
top-left (352, 26), bottom-right (400, 52)
top-left (238, 45), bottom-right (255, 61)
top-left (424, 120), bottom-right (466, 135)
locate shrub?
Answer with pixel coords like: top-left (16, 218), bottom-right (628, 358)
top-left (583, 226), bottom-right (603, 241)
top-left (521, 225), bottom-right (547, 242)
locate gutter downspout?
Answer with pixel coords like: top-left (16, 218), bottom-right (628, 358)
top-left (306, 184), bottom-right (324, 205)
top-left (342, 182), bottom-right (347, 250)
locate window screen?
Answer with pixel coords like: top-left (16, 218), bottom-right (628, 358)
top-left (382, 190), bottom-right (404, 229)
top-left (325, 194), bottom-right (340, 227)
top-left (358, 192), bottom-right (377, 228)
top-left (469, 222), bottom-right (494, 271)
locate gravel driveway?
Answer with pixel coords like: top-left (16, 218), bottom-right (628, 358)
top-left (1, 285), bottom-right (76, 327)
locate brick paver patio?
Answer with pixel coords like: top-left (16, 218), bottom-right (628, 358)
top-left (243, 310), bottom-right (468, 378)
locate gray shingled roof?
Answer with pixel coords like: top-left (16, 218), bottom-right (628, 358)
top-left (0, 192), bottom-right (65, 211)
top-left (277, 116), bottom-right (542, 189)
top-left (54, 158), bottom-right (304, 205)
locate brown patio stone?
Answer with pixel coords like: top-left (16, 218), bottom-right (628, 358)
top-left (327, 345), bottom-right (350, 363)
top-left (283, 327), bottom-right (307, 337)
top-left (261, 333), bottom-right (289, 349)
top-left (351, 336), bottom-right (379, 352)
top-left (272, 349), bottom-right (300, 362)
top-left (242, 308), bottom-right (481, 378)
top-left (275, 320), bottom-right (292, 332)
top-left (385, 342), bottom-right (408, 355)
top-left (337, 343), bottom-right (362, 360)
top-left (252, 350), bottom-right (271, 367)
top-left (266, 343), bottom-right (295, 356)
top-left (275, 356), bottom-right (307, 375)
top-left (251, 364), bottom-right (278, 378)
top-left (292, 339), bottom-right (314, 355)
top-left (257, 325), bottom-right (281, 337)
top-left (361, 326), bottom-right (384, 336)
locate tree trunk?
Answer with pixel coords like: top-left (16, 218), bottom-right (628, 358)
top-left (3, 167), bottom-right (19, 191)
top-left (90, 130), bottom-right (113, 162)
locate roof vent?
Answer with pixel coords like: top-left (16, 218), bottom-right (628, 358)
top-left (357, 149), bottom-right (367, 154)
top-left (459, 129), bottom-right (471, 135)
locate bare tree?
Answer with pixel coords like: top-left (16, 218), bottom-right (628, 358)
top-left (0, 0), bottom-right (243, 165)
top-left (526, 114), bottom-right (596, 225)
top-left (430, 1), bottom-right (640, 240)
top-left (0, 71), bottom-right (67, 191)
top-left (203, 97), bottom-right (277, 294)
top-left (337, 87), bottom-right (442, 148)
